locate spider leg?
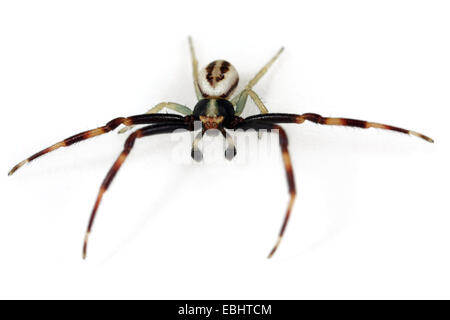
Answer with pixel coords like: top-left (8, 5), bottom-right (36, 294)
top-left (8, 114), bottom-right (186, 175)
top-left (245, 113), bottom-right (434, 143)
top-left (190, 128), bottom-right (237, 161)
top-left (231, 46), bottom-right (284, 101)
top-left (231, 46), bottom-right (284, 115)
top-left (234, 88), bottom-right (269, 117)
top-left (118, 102), bottom-right (192, 134)
top-left (188, 36), bottom-right (203, 100)
top-left (233, 89), bottom-right (269, 140)
top-left (234, 120), bottom-right (296, 258)
top-left (221, 128), bottom-right (237, 160)
top-left (83, 122), bottom-right (190, 259)
top-left (191, 130), bottom-right (204, 162)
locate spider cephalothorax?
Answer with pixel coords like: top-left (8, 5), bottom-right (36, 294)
top-left (193, 98), bottom-right (235, 129)
top-left (8, 37), bottom-right (433, 259)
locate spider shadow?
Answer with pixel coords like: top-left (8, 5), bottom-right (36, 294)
top-left (97, 164), bottom-right (193, 264)
top-left (279, 126), bottom-right (433, 260)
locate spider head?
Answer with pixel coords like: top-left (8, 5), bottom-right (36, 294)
top-left (198, 60), bottom-right (239, 99)
top-left (193, 98), bottom-right (235, 130)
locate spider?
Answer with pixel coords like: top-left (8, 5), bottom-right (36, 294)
top-left (8, 37), bottom-right (433, 259)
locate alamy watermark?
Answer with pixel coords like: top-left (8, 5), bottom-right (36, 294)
top-left (169, 121), bottom-right (281, 165)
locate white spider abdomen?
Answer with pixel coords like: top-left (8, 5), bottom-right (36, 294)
top-left (198, 60), bottom-right (239, 99)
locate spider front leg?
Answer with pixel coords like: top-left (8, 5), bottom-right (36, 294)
top-left (234, 120), bottom-right (296, 258)
top-left (8, 114), bottom-right (186, 176)
top-left (232, 89), bottom-right (269, 141)
top-left (83, 122), bottom-right (191, 259)
top-left (245, 113), bottom-right (434, 143)
top-left (231, 46), bottom-right (284, 116)
top-left (191, 130), bottom-right (204, 162)
top-left (190, 128), bottom-right (236, 161)
top-left (221, 128), bottom-right (237, 160)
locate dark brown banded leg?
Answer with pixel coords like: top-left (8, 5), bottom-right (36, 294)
top-left (235, 120), bottom-right (296, 258)
top-left (8, 114), bottom-right (186, 176)
top-left (245, 113), bottom-right (434, 143)
top-left (190, 129), bottom-right (237, 161)
top-left (83, 122), bottom-right (190, 259)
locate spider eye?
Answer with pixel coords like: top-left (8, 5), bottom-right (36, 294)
top-left (198, 60), bottom-right (239, 99)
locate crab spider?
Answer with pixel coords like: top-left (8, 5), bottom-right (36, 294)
top-left (8, 37), bottom-right (433, 259)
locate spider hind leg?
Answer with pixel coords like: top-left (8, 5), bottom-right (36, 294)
top-left (235, 120), bottom-right (296, 258)
top-left (82, 122), bottom-right (190, 259)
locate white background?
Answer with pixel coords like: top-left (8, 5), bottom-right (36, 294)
top-left (0, 0), bottom-right (449, 299)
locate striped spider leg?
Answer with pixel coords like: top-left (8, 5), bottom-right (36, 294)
top-left (230, 112), bottom-right (433, 257)
top-left (9, 38), bottom-right (433, 260)
top-left (8, 114), bottom-right (188, 176)
top-left (83, 122), bottom-right (193, 259)
top-left (9, 114), bottom-right (194, 259)
top-left (232, 119), bottom-right (295, 258)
